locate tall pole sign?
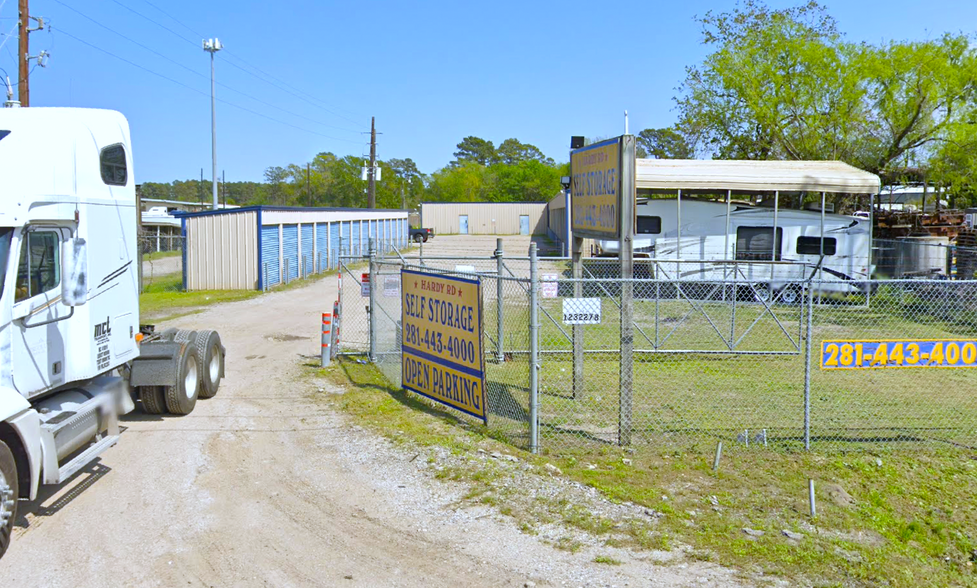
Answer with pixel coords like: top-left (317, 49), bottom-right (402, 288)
top-left (568, 135), bottom-right (636, 444)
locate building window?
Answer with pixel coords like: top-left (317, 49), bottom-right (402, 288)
top-left (736, 226), bottom-right (782, 261)
top-left (796, 236), bottom-right (837, 256)
top-left (636, 216), bottom-right (662, 234)
top-left (15, 231), bottom-right (60, 302)
top-left (100, 144), bottom-right (128, 186)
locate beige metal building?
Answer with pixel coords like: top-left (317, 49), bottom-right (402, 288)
top-left (420, 202), bottom-right (547, 235)
top-left (180, 206), bottom-right (408, 291)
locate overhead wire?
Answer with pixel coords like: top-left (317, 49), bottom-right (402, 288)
top-left (126, 0), bottom-right (366, 124)
top-left (53, 26), bottom-right (363, 144)
top-left (49, 0), bottom-right (362, 134)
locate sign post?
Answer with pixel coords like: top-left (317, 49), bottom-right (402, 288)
top-left (569, 135), bottom-right (636, 444)
top-left (401, 268), bottom-right (487, 423)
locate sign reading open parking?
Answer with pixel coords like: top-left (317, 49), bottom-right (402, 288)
top-left (821, 339), bottom-right (977, 369)
top-left (401, 269), bottom-right (487, 422)
top-left (570, 137), bottom-right (623, 239)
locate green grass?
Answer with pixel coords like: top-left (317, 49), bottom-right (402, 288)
top-left (143, 249), bottom-right (181, 261)
top-left (139, 272), bottom-right (260, 321)
top-left (323, 357), bottom-right (977, 587)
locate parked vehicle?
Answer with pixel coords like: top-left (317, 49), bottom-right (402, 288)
top-left (597, 199), bottom-right (873, 302)
top-left (0, 107), bottom-right (225, 559)
top-left (409, 227), bottom-right (435, 243)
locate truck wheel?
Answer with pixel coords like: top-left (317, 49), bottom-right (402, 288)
top-left (139, 386), bottom-right (167, 415)
top-left (173, 329), bottom-right (196, 343)
top-left (413, 234), bottom-right (423, 243)
top-left (195, 330), bottom-right (223, 399)
top-left (164, 343), bottom-right (200, 415)
top-left (0, 440), bottom-right (19, 560)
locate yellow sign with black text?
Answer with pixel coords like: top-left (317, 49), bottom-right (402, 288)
top-left (401, 269), bottom-right (486, 422)
top-left (571, 137), bottom-right (621, 239)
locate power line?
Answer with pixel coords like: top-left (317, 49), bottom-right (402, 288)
top-left (125, 0), bottom-right (366, 124)
top-left (53, 27), bottom-right (363, 144)
top-left (49, 0), bottom-right (362, 134)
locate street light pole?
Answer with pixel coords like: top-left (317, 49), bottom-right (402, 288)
top-left (203, 38), bottom-right (223, 210)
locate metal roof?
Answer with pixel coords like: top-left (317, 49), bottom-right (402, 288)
top-left (635, 159), bottom-right (880, 194)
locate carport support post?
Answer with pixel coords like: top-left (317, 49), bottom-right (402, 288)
top-left (618, 135), bottom-right (636, 447)
top-left (368, 238), bottom-right (378, 363)
top-left (494, 238), bottom-right (505, 363)
top-left (529, 242), bottom-right (540, 454)
top-left (803, 279), bottom-right (814, 450)
top-left (572, 235), bottom-right (584, 400)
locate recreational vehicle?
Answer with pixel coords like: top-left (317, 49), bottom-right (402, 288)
top-left (598, 199), bottom-right (873, 302)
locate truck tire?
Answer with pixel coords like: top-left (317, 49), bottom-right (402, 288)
top-left (173, 329), bottom-right (196, 343)
top-left (413, 234), bottom-right (423, 243)
top-left (0, 440), bottom-right (19, 560)
top-left (164, 343), bottom-right (200, 415)
top-left (195, 330), bottom-right (223, 399)
top-left (139, 386), bottom-right (167, 414)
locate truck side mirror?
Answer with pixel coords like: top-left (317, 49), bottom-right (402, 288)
top-left (62, 237), bottom-right (88, 307)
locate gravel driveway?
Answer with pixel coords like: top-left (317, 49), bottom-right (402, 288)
top-left (0, 246), bottom-right (747, 587)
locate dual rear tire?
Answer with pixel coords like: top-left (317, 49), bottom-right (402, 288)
top-left (0, 440), bottom-right (18, 560)
top-left (139, 329), bottom-right (223, 415)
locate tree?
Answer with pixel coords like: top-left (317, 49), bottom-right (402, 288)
top-left (636, 128), bottom-right (692, 159)
top-left (263, 166), bottom-right (288, 206)
top-left (675, 0), bottom-right (977, 180)
top-left (497, 138), bottom-right (554, 165)
top-left (452, 136), bottom-right (497, 166)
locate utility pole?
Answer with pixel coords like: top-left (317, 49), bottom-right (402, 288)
top-left (203, 38), bottom-right (223, 210)
top-left (18, 0), bottom-right (28, 106)
top-left (222, 170), bottom-right (226, 208)
top-left (307, 162), bottom-right (312, 207)
top-left (367, 116), bottom-right (377, 209)
top-left (199, 168), bottom-right (204, 203)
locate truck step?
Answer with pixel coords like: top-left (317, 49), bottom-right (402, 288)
top-left (57, 434), bottom-right (119, 483)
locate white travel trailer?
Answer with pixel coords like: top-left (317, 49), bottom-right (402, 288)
top-left (591, 159), bottom-right (881, 302)
top-left (600, 199), bottom-right (872, 301)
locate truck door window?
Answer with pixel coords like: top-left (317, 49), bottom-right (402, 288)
top-left (15, 231), bottom-right (60, 302)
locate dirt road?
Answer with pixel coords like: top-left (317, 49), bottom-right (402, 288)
top-left (0, 237), bottom-right (744, 587)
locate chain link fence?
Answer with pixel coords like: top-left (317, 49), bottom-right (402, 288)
top-left (339, 240), bottom-right (977, 454)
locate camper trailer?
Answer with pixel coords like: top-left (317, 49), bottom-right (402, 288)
top-left (598, 199), bottom-right (873, 302)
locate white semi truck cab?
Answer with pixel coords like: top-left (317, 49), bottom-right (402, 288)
top-left (0, 107), bottom-right (225, 558)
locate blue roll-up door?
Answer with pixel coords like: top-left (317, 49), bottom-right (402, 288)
top-left (330, 222), bottom-right (340, 268)
top-left (383, 219), bottom-right (391, 251)
top-left (282, 224), bottom-right (299, 281)
top-left (260, 225), bottom-right (281, 287)
top-left (300, 224), bottom-right (314, 277)
top-left (341, 221), bottom-right (351, 255)
top-left (351, 221), bottom-right (361, 256)
top-left (315, 223), bottom-right (328, 271)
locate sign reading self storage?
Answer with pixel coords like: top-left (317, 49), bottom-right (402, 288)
top-left (570, 137), bottom-right (623, 239)
top-left (401, 269), bottom-right (487, 422)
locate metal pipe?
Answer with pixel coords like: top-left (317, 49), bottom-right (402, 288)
top-left (803, 275), bottom-right (814, 450)
top-left (712, 441), bottom-right (723, 472)
top-left (529, 242), bottom-right (540, 454)
top-left (495, 238), bottom-right (505, 364)
top-left (321, 312), bottom-right (332, 367)
top-left (368, 238), bottom-right (377, 363)
top-left (809, 479), bottom-right (817, 518)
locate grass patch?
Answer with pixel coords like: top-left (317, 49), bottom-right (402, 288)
top-left (139, 272), bottom-right (260, 321)
top-left (324, 357), bottom-right (977, 587)
top-left (593, 555), bottom-right (622, 565)
top-left (143, 249), bottom-right (181, 261)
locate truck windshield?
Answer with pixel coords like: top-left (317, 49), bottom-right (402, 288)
top-left (0, 229), bottom-right (10, 299)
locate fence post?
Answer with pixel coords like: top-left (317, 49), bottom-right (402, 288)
top-left (803, 281), bottom-right (815, 450)
top-left (368, 238), bottom-right (378, 363)
top-left (494, 238), bottom-right (505, 363)
top-left (529, 242), bottom-right (540, 454)
top-left (263, 262), bottom-right (268, 292)
top-left (285, 258), bottom-right (290, 285)
top-left (331, 300), bottom-right (340, 360)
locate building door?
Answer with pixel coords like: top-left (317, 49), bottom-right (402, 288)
top-left (459, 215), bottom-right (469, 235)
top-left (519, 215), bottom-right (530, 235)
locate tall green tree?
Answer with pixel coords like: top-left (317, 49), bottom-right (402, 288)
top-left (452, 136), bottom-right (497, 166)
top-left (636, 128), bottom-right (693, 159)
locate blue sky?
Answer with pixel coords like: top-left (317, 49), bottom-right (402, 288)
top-left (2, 0), bottom-right (975, 183)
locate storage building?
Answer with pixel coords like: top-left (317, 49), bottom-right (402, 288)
top-left (178, 206), bottom-right (408, 291)
top-left (420, 202), bottom-right (547, 235)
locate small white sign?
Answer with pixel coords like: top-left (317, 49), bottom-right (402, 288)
top-left (383, 276), bottom-right (400, 297)
top-left (360, 273), bottom-right (370, 297)
top-left (541, 274), bottom-right (558, 299)
top-left (563, 298), bottom-right (601, 324)
top-left (455, 264), bottom-right (476, 274)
